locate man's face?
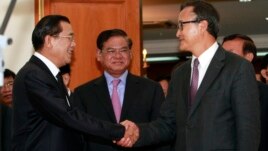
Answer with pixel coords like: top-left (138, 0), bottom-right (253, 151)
top-left (49, 21), bottom-right (75, 67)
top-left (159, 79), bottom-right (169, 97)
top-left (97, 36), bottom-right (132, 77)
top-left (222, 38), bottom-right (253, 62)
top-left (176, 6), bottom-right (203, 52)
top-left (0, 76), bottom-right (14, 107)
top-left (222, 39), bottom-right (244, 56)
top-left (62, 73), bottom-right (70, 87)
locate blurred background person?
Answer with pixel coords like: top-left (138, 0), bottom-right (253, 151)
top-left (260, 54), bottom-right (268, 84)
top-left (0, 69), bottom-right (16, 151)
top-left (59, 64), bottom-right (72, 96)
top-left (222, 33), bottom-right (268, 151)
top-left (155, 75), bottom-right (170, 97)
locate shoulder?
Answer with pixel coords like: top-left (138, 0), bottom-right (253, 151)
top-left (74, 76), bottom-right (104, 92)
top-left (172, 59), bottom-right (191, 75)
top-left (128, 73), bottom-right (160, 86)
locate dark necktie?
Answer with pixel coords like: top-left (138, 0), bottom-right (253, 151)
top-left (112, 79), bottom-right (121, 123)
top-left (56, 72), bottom-right (70, 107)
top-left (190, 58), bottom-right (199, 106)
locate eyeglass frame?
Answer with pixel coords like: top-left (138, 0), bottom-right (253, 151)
top-left (52, 35), bottom-right (75, 42)
top-left (101, 47), bottom-right (131, 56)
top-left (177, 19), bottom-right (205, 31)
top-left (1, 80), bottom-right (14, 90)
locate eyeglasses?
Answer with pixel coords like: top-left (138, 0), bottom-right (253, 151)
top-left (53, 35), bottom-right (75, 42)
top-left (1, 81), bottom-right (14, 89)
top-left (177, 19), bottom-right (204, 31)
top-left (102, 48), bottom-right (130, 56)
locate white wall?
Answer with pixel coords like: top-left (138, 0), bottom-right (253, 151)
top-left (0, 0), bottom-right (34, 73)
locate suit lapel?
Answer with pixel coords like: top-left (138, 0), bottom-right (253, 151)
top-left (30, 56), bottom-right (72, 109)
top-left (30, 56), bottom-right (57, 83)
top-left (180, 61), bottom-right (192, 113)
top-left (188, 47), bottom-right (225, 119)
top-left (120, 73), bottom-right (138, 121)
top-left (94, 76), bottom-right (118, 122)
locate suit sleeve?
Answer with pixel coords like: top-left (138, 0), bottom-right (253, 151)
top-left (232, 60), bottom-right (260, 150)
top-left (135, 79), bottom-right (177, 146)
top-left (24, 70), bottom-right (125, 141)
top-left (149, 83), bottom-right (166, 120)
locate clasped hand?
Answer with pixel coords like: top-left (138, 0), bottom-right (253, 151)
top-left (114, 120), bottom-right (139, 147)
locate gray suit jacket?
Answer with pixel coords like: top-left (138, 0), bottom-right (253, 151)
top-left (137, 46), bottom-right (260, 151)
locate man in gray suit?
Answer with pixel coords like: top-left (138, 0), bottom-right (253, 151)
top-left (117, 1), bottom-right (260, 151)
top-left (222, 34), bottom-right (268, 151)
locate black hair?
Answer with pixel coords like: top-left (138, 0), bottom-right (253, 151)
top-left (32, 15), bottom-right (70, 51)
top-left (261, 54), bottom-right (268, 70)
top-left (180, 0), bottom-right (220, 39)
top-left (4, 69), bottom-right (16, 79)
top-left (222, 34), bottom-right (257, 60)
top-left (59, 64), bottom-right (71, 74)
top-left (96, 29), bottom-right (132, 50)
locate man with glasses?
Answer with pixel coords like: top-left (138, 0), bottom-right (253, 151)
top-left (12, 15), bottom-right (137, 151)
top-left (0, 69), bottom-right (16, 151)
top-left (117, 1), bottom-right (260, 151)
top-left (73, 29), bottom-right (170, 151)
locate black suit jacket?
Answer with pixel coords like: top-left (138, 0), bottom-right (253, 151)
top-left (73, 73), bottom-right (171, 151)
top-left (137, 46), bottom-right (260, 151)
top-left (257, 81), bottom-right (268, 151)
top-left (12, 56), bottom-right (124, 151)
top-left (0, 105), bottom-right (12, 151)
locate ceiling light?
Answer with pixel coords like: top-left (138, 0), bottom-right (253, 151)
top-left (146, 56), bottom-right (179, 62)
top-left (265, 17), bottom-right (268, 21)
top-left (257, 52), bottom-right (268, 57)
top-left (239, 0), bottom-right (251, 2)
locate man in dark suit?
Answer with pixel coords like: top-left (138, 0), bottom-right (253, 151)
top-left (117, 1), bottom-right (260, 151)
top-left (0, 69), bottom-right (16, 151)
top-left (222, 34), bottom-right (268, 151)
top-left (12, 15), bottom-right (133, 151)
top-left (73, 29), bottom-right (170, 151)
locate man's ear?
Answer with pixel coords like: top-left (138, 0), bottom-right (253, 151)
top-left (244, 53), bottom-right (254, 62)
top-left (96, 49), bottom-right (102, 61)
top-left (44, 35), bottom-right (53, 48)
top-left (199, 20), bottom-right (208, 32)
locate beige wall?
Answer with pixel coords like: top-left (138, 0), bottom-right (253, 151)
top-left (0, 0), bottom-right (34, 73)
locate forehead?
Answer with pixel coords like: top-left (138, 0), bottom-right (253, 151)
top-left (59, 21), bottom-right (73, 34)
top-left (178, 6), bottom-right (196, 20)
top-left (4, 76), bottom-right (14, 82)
top-left (223, 39), bottom-right (244, 49)
top-left (222, 39), bottom-right (243, 51)
top-left (103, 36), bottom-right (128, 47)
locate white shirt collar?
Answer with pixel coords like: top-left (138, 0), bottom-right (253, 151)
top-left (191, 42), bottom-right (219, 88)
top-left (34, 52), bottom-right (60, 78)
top-left (104, 70), bottom-right (128, 86)
top-left (192, 42), bottom-right (219, 69)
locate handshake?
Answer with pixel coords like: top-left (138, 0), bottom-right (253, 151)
top-left (114, 120), bottom-right (140, 147)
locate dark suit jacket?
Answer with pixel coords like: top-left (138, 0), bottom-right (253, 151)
top-left (12, 56), bottom-right (124, 151)
top-left (257, 81), bottom-right (268, 151)
top-left (73, 73), bottom-right (171, 151)
top-left (137, 46), bottom-right (260, 151)
top-left (0, 104), bottom-right (12, 151)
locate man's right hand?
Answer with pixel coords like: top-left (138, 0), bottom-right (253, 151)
top-left (115, 120), bottom-right (140, 147)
